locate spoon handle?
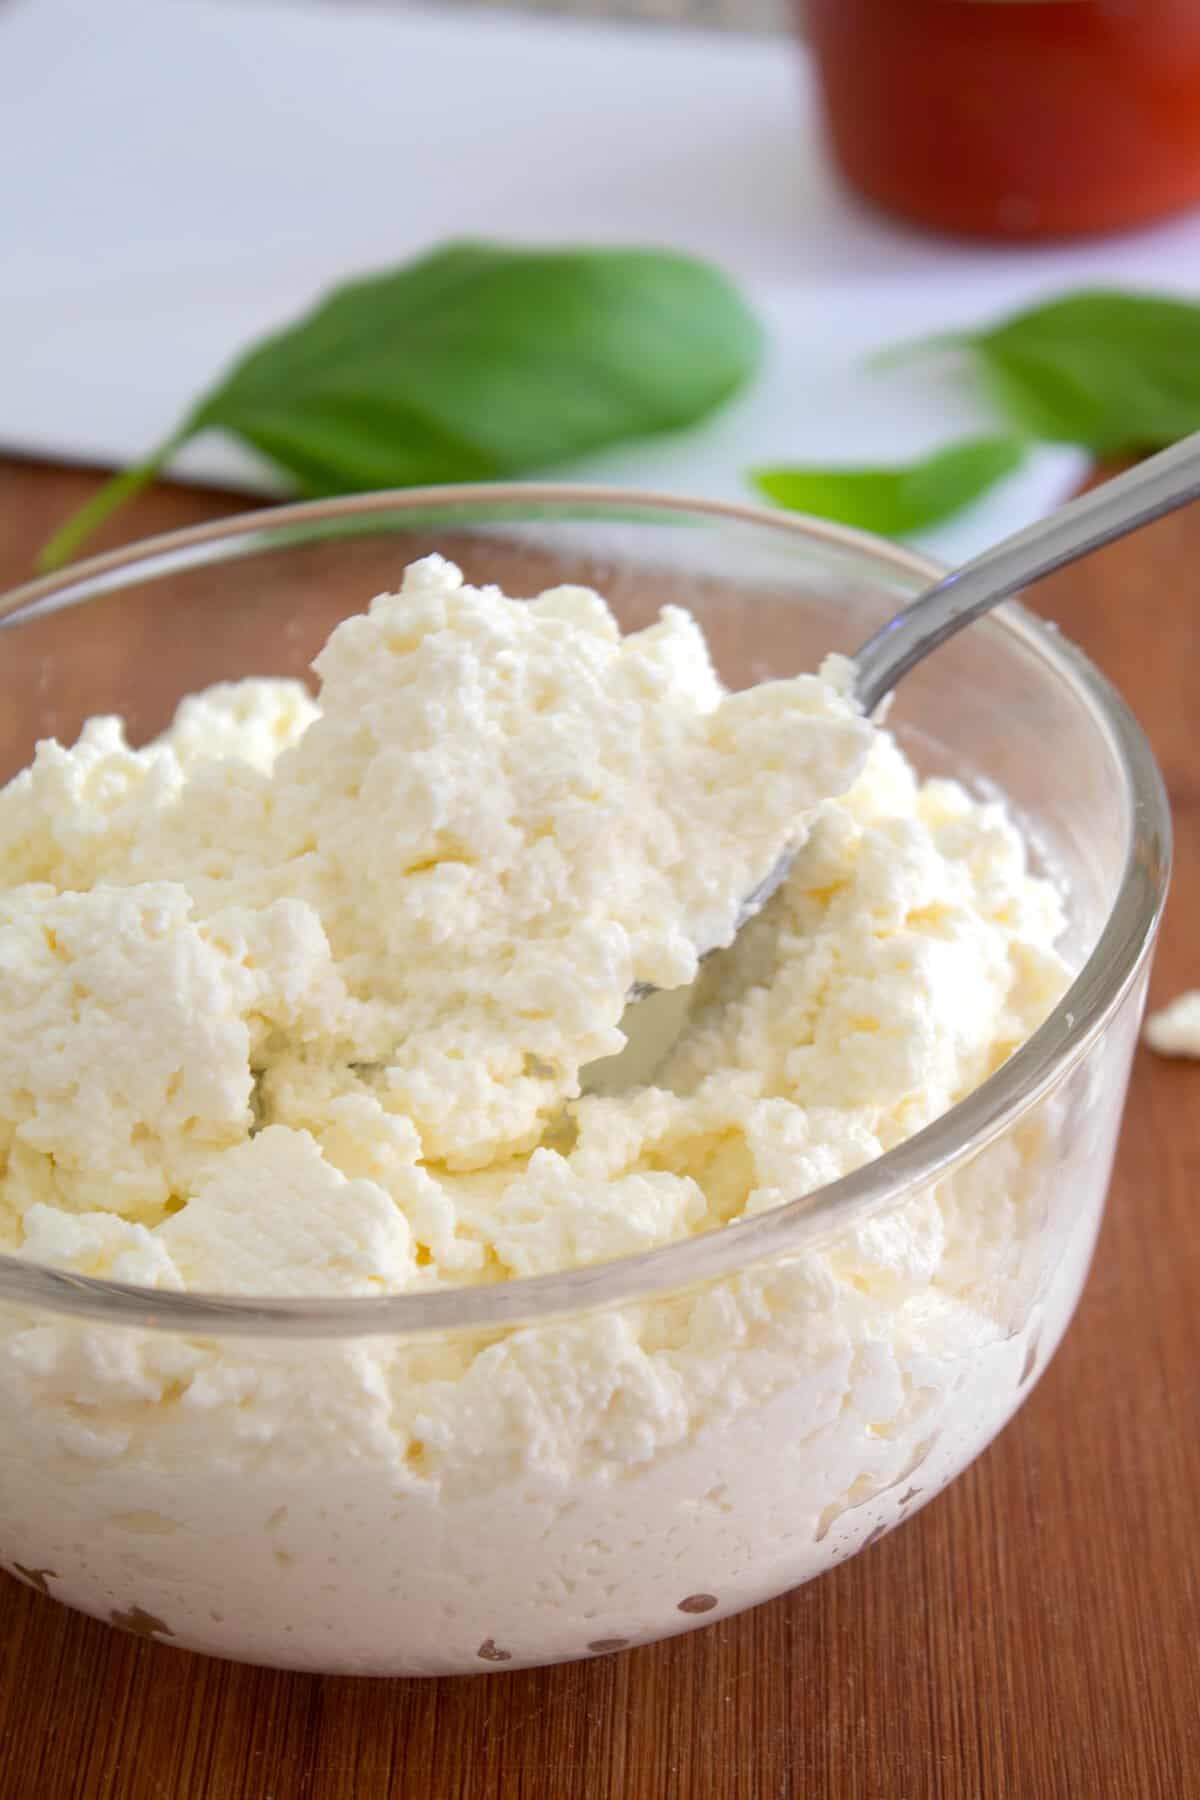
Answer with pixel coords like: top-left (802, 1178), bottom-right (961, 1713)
top-left (853, 430), bottom-right (1200, 714)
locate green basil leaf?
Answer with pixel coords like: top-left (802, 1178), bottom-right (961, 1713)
top-left (39, 242), bottom-right (762, 570)
top-left (750, 436), bottom-right (1024, 536)
top-left (966, 289), bottom-right (1200, 453)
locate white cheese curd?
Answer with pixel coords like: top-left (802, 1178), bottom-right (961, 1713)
top-left (1143, 990), bottom-right (1200, 1058)
top-left (0, 557), bottom-right (1096, 1674)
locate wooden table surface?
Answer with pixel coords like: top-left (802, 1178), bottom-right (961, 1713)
top-left (0, 458), bottom-right (1196, 1800)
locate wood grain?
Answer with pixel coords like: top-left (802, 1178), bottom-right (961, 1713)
top-left (0, 457), bottom-right (1197, 1800)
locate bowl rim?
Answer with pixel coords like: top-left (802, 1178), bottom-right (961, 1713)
top-left (0, 482), bottom-right (1172, 1337)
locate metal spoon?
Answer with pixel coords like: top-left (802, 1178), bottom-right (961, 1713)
top-left (586, 432), bottom-right (1200, 1094)
top-left (852, 428), bottom-right (1200, 715)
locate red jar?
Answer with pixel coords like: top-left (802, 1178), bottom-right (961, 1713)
top-left (804, 0), bottom-right (1200, 240)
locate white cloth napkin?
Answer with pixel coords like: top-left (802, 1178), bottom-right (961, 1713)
top-left (5, 0), bottom-right (1200, 563)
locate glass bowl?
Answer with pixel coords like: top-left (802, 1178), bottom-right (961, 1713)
top-left (0, 487), bottom-right (1169, 1675)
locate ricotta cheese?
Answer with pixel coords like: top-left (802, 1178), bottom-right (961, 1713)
top-left (0, 556), bottom-right (1099, 1674)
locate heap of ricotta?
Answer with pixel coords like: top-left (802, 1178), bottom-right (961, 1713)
top-left (0, 555), bottom-right (1065, 1297)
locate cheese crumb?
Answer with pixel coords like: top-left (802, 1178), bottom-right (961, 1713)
top-left (1144, 990), bottom-right (1200, 1058)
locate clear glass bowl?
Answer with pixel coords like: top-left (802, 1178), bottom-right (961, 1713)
top-left (0, 487), bottom-right (1169, 1675)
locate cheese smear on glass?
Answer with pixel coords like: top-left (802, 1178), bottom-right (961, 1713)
top-left (0, 556), bottom-right (1088, 1674)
